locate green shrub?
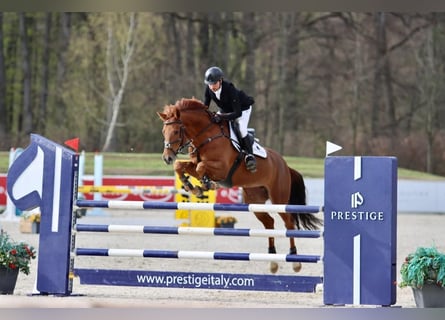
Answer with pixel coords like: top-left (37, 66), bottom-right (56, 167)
top-left (400, 246), bottom-right (445, 288)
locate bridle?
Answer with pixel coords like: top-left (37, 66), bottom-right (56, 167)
top-left (162, 119), bottom-right (190, 155)
top-left (162, 111), bottom-right (227, 156)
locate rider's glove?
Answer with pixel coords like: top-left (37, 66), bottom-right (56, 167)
top-left (212, 114), bottom-right (222, 123)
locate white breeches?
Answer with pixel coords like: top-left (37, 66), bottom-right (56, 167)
top-left (234, 106), bottom-right (252, 138)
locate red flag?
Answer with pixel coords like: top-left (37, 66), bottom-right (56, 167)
top-left (64, 138), bottom-right (79, 152)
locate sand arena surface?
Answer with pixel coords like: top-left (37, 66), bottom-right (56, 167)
top-left (0, 209), bottom-right (444, 308)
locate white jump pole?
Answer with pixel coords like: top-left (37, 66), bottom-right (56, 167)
top-left (78, 151), bottom-right (85, 198)
top-left (89, 153), bottom-right (105, 216)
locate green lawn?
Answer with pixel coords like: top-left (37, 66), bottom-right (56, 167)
top-left (1, 151), bottom-right (443, 180)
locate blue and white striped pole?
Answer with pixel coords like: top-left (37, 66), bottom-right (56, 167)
top-left (75, 199), bottom-right (322, 214)
top-left (75, 248), bottom-right (321, 263)
top-left (75, 223), bottom-right (322, 238)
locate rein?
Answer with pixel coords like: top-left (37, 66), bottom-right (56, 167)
top-left (188, 122), bottom-right (226, 154)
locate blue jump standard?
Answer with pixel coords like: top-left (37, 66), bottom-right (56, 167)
top-left (74, 268), bottom-right (324, 293)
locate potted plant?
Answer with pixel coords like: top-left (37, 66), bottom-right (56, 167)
top-left (399, 246), bottom-right (445, 307)
top-left (0, 230), bottom-right (37, 294)
top-left (20, 211), bottom-right (41, 234)
top-left (215, 215), bottom-right (238, 228)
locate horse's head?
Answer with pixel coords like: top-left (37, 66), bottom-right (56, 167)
top-left (157, 98), bottom-right (216, 165)
top-left (157, 107), bottom-right (187, 165)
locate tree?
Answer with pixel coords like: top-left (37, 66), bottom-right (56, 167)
top-left (414, 17), bottom-right (445, 173)
top-left (102, 12), bottom-right (138, 152)
top-left (37, 13), bottom-right (52, 133)
top-left (4, 12), bottom-right (445, 175)
top-left (19, 12), bottom-right (32, 138)
top-left (0, 13), bottom-right (6, 144)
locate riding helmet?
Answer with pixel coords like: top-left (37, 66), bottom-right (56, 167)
top-left (204, 66), bottom-right (224, 85)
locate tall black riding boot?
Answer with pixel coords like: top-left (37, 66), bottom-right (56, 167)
top-left (242, 136), bottom-right (257, 173)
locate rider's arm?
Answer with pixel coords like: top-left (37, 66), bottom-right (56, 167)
top-left (203, 87), bottom-right (212, 107)
top-left (218, 84), bottom-right (242, 120)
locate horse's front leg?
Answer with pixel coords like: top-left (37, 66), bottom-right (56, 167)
top-left (174, 160), bottom-right (201, 195)
top-left (195, 161), bottom-right (217, 192)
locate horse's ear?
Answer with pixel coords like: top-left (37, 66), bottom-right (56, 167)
top-left (157, 112), bottom-right (168, 121)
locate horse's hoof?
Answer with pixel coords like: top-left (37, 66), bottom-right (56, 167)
top-left (193, 187), bottom-right (203, 198)
top-left (209, 182), bottom-right (217, 190)
top-left (292, 262), bottom-right (302, 273)
top-left (270, 262), bottom-right (279, 274)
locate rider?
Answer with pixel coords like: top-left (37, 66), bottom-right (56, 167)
top-left (203, 66), bottom-right (257, 173)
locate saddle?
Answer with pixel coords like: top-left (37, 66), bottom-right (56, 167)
top-left (213, 123), bottom-right (266, 188)
top-left (228, 123), bottom-right (267, 159)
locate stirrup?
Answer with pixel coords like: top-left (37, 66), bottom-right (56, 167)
top-left (245, 154), bottom-right (257, 172)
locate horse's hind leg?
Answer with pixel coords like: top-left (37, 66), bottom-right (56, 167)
top-left (279, 212), bottom-right (302, 272)
top-left (244, 187), bottom-right (279, 273)
top-left (254, 211), bottom-right (279, 273)
top-left (267, 164), bottom-right (303, 273)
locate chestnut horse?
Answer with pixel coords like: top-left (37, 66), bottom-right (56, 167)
top-left (157, 98), bottom-right (322, 273)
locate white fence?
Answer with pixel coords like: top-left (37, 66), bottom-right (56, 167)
top-left (305, 178), bottom-right (445, 213)
top-left (2, 175), bottom-right (445, 214)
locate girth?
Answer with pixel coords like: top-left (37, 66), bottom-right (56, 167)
top-left (216, 151), bottom-right (245, 188)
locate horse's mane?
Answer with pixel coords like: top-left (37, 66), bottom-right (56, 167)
top-left (162, 98), bottom-right (208, 119)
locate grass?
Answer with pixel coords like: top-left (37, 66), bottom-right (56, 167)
top-left (1, 151), bottom-right (443, 180)
top-left (284, 156), bottom-right (444, 180)
top-left (82, 152), bottom-right (174, 176)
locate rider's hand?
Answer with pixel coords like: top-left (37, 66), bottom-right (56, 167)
top-left (212, 114), bottom-right (222, 123)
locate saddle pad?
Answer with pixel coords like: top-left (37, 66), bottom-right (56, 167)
top-left (229, 124), bottom-right (267, 158)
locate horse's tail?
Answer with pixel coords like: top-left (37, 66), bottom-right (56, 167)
top-left (288, 167), bottom-right (323, 230)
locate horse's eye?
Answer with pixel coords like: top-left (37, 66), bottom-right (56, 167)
top-left (174, 130), bottom-right (179, 135)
